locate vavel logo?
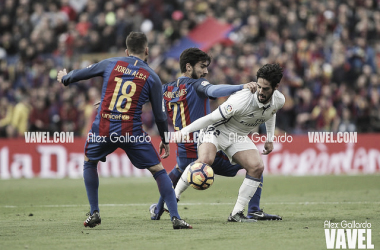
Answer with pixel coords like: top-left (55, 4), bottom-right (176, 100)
top-left (324, 220), bottom-right (374, 249)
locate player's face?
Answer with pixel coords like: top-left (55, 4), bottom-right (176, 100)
top-left (190, 61), bottom-right (209, 79)
top-left (257, 78), bottom-right (277, 104)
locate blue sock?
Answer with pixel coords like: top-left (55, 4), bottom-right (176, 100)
top-left (168, 167), bottom-right (182, 187)
top-left (153, 169), bottom-right (180, 220)
top-left (155, 167), bottom-right (182, 215)
top-left (83, 161), bottom-right (99, 214)
top-left (248, 175), bottom-right (263, 214)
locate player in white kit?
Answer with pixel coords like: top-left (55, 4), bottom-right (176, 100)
top-left (175, 64), bottom-right (285, 222)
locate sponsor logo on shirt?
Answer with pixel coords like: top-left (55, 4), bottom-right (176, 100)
top-left (225, 104), bottom-right (233, 114)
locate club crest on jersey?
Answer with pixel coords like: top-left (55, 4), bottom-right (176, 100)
top-left (271, 109), bottom-right (277, 115)
top-left (225, 104), bottom-right (233, 114)
top-left (201, 81), bottom-right (210, 86)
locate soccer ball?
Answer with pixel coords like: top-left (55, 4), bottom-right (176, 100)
top-left (187, 162), bottom-right (214, 190)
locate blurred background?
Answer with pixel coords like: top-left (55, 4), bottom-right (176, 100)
top-left (0, 0), bottom-right (380, 138)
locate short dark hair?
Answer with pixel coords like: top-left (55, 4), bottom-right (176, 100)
top-left (179, 48), bottom-right (211, 73)
top-left (126, 32), bottom-right (147, 54)
top-left (256, 63), bottom-right (283, 88)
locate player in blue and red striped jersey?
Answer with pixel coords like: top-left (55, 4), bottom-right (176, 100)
top-left (57, 32), bottom-right (192, 229)
top-left (150, 48), bottom-right (282, 221)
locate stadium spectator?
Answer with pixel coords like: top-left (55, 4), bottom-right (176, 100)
top-left (0, 97), bottom-right (13, 137)
top-left (0, 0), bottom-right (379, 137)
top-left (9, 88), bottom-right (31, 137)
top-left (29, 98), bottom-right (50, 132)
top-left (337, 107), bottom-right (357, 133)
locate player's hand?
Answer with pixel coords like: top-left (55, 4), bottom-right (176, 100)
top-left (57, 69), bottom-right (68, 85)
top-left (159, 141), bottom-right (170, 159)
top-left (262, 141), bottom-right (273, 155)
top-left (93, 100), bottom-right (101, 110)
top-left (243, 82), bottom-right (257, 93)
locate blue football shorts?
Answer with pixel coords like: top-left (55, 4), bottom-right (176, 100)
top-left (84, 133), bottom-right (161, 169)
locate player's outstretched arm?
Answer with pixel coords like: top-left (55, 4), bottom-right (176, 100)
top-left (180, 108), bottom-right (224, 135)
top-left (205, 84), bottom-right (243, 98)
top-left (57, 60), bottom-right (108, 86)
top-left (204, 82), bottom-right (257, 98)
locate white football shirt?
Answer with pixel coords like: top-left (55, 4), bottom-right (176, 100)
top-left (215, 89), bottom-right (285, 137)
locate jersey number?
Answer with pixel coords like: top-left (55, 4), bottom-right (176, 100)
top-left (205, 126), bottom-right (220, 137)
top-left (168, 101), bottom-right (186, 131)
top-left (108, 77), bottom-right (136, 112)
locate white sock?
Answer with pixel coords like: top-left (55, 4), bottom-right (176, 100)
top-left (231, 177), bottom-right (260, 216)
top-left (174, 164), bottom-right (192, 200)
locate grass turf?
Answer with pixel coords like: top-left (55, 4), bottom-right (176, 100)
top-left (0, 175), bottom-right (379, 250)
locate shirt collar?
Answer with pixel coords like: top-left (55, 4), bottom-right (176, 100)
top-left (129, 56), bottom-right (148, 65)
top-left (254, 91), bottom-right (274, 108)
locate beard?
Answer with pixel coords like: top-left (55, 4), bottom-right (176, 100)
top-left (258, 90), bottom-right (275, 104)
top-left (191, 70), bottom-right (199, 79)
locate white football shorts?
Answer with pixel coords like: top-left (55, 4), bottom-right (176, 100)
top-left (198, 125), bottom-right (257, 164)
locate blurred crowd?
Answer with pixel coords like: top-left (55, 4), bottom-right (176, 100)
top-left (0, 0), bottom-right (380, 138)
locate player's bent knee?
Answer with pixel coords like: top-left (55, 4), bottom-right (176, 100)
top-left (147, 163), bottom-right (164, 175)
top-left (253, 162), bottom-right (264, 177)
top-left (246, 162), bottom-right (264, 179)
top-left (84, 155), bottom-right (98, 164)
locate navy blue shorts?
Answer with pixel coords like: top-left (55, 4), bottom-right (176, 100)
top-left (177, 151), bottom-right (242, 177)
top-left (84, 133), bottom-right (161, 169)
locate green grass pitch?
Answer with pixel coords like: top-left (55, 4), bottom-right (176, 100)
top-left (0, 175), bottom-right (379, 250)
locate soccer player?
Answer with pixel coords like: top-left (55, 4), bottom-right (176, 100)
top-left (174, 63), bottom-right (285, 222)
top-left (57, 32), bottom-right (192, 229)
top-left (149, 48), bottom-right (281, 221)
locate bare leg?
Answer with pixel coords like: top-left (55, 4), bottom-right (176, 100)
top-left (230, 149), bottom-right (264, 215)
top-left (174, 142), bottom-right (217, 199)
